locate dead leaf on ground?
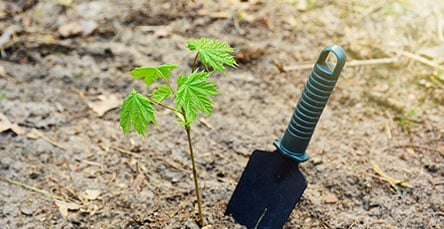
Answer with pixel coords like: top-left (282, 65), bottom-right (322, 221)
top-left (0, 113), bottom-right (25, 135)
top-left (58, 21), bottom-right (82, 37)
top-left (19, 203), bottom-right (34, 216)
top-left (58, 19), bottom-right (98, 37)
top-left (323, 192), bottom-right (339, 204)
top-left (86, 94), bottom-right (121, 117)
top-left (137, 25), bottom-right (173, 38)
top-left (26, 128), bottom-right (42, 139)
top-left (55, 200), bottom-right (81, 219)
top-left (235, 47), bottom-right (265, 64)
top-left (0, 65), bottom-right (12, 79)
top-left (0, 2), bottom-right (6, 19)
top-left (130, 173), bottom-right (145, 190)
top-left (83, 189), bottom-right (101, 201)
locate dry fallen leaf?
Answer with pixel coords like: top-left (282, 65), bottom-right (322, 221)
top-left (58, 19), bottom-right (98, 37)
top-left (79, 19), bottom-right (98, 36)
top-left (86, 94), bottom-right (121, 117)
top-left (55, 200), bottom-right (81, 219)
top-left (0, 113), bottom-right (25, 135)
top-left (0, 2), bottom-right (6, 19)
top-left (137, 25), bottom-right (173, 38)
top-left (130, 173), bottom-right (145, 190)
top-left (58, 21), bottom-right (83, 37)
top-left (84, 189), bottom-right (101, 200)
top-left (323, 192), bottom-right (338, 204)
top-left (19, 203), bottom-right (34, 216)
top-left (0, 65), bottom-right (12, 79)
top-left (26, 128), bottom-right (43, 139)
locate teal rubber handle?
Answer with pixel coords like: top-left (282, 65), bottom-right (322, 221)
top-left (274, 45), bottom-right (346, 162)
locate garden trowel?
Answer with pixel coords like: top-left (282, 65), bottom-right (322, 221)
top-left (225, 45), bottom-right (346, 228)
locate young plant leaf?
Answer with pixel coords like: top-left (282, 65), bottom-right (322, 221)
top-left (129, 64), bottom-right (177, 87)
top-left (152, 85), bottom-right (172, 103)
top-left (120, 89), bottom-right (156, 136)
top-left (187, 38), bottom-right (237, 73)
top-left (175, 71), bottom-right (218, 123)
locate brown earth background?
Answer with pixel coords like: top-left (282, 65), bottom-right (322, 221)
top-left (0, 0), bottom-right (443, 228)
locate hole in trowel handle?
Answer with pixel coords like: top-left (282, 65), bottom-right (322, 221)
top-left (324, 51), bottom-right (338, 72)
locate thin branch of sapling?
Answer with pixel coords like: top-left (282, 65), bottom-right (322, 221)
top-left (119, 38), bottom-right (237, 227)
top-left (147, 97), bottom-right (183, 114)
top-left (192, 52), bottom-right (199, 72)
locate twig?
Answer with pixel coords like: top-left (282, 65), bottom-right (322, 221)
top-left (433, 8), bottom-right (444, 42)
top-left (389, 144), bottom-right (443, 155)
top-left (136, 25), bottom-right (171, 32)
top-left (3, 177), bottom-right (68, 202)
top-left (283, 57), bottom-right (399, 71)
top-left (254, 208), bottom-right (267, 229)
top-left (398, 50), bottom-right (443, 70)
top-left (354, 0), bottom-right (396, 22)
top-left (366, 91), bottom-right (405, 113)
top-left (28, 129), bottom-right (66, 150)
top-left (110, 145), bottom-right (142, 158)
top-left (80, 160), bottom-right (103, 167)
top-left (199, 118), bottom-right (214, 130)
top-left (221, 10), bottom-right (237, 33)
top-left (371, 162), bottom-right (412, 191)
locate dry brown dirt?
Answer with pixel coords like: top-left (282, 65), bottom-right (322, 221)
top-left (0, 0), bottom-right (443, 228)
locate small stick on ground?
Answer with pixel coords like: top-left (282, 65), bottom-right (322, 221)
top-left (110, 145), bottom-right (142, 158)
top-left (28, 129), bottom-right (67, 150)
top-left (390, 144), bottom-right (443, 155)
top-left (254, 208), bottom-right (267, 229)
top-left (3, 177), bottom-right (69, 202)
top-left (371, 162), bottom-right (412, 192)
top-left (283, 57), bottom-right (399, 71)
top-left (398, 50), bottom-right (442, 69)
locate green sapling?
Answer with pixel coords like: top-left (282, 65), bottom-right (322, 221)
top-left (119, 38), bottom-right (237, 226)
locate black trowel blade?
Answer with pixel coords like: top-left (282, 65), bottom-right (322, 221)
top-left (225, 150), bottom-right (307, 229)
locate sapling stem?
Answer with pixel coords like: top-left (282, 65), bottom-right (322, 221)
top-left (185, 124), bottom-right (204, 227)
top-left (192, 53), bottom-right (199, 72)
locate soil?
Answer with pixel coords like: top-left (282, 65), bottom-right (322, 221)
top-left (1, 0), bottom-right (443, 228)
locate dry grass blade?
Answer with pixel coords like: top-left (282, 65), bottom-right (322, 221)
top-left (371, 162), bottom-right (412, 192)
top-left (283, 57), bottom-right (399, 71)
top-left (27, 128), bottom-right (66, 150)
top-left (3, 177), bottom-right (69, 202)
top-left (398, 50), bottom-right (443, 70)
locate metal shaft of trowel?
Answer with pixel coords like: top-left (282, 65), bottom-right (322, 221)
top-left (274, 45), bottom-right (346, 162)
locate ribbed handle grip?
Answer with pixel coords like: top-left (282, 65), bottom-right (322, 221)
top-left (274, 45), bottom-right (346, 162)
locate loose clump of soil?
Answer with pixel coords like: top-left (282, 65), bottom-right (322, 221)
top-left (0, 0), bottom-right (443, 228)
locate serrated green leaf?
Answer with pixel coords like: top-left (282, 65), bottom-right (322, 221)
top-left (152, 85), bottom-right (171, 103)
top-left (187, 38), bottom-right (237, 73)
top-left (175, 71), bottom-right (218, 122)
top-left (120, 89), bottom-right (156, 136)
top-left (129, 64), bottom-right (177, 87)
